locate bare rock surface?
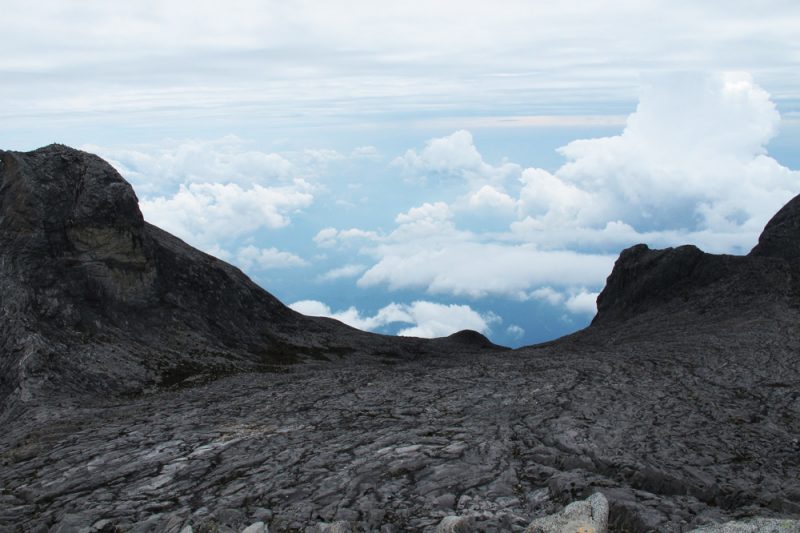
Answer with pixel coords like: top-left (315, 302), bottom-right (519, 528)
top-left (1, 146), bottom-right (799, 532)
top-left (687, 518), bottom-right (800, 532)
top-left (751, 193), bottom-right (800, 260)
top-left (524, 493), bottom-right (608, 533)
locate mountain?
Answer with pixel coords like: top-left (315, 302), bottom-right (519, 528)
top-left (0, 145), bottom-right (798, 532)
top-left (0, 145), bottom-right (501, 415)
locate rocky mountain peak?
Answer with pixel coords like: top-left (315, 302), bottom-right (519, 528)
top-left (1, 145), bottom-right (157, 309)
top-left (0, 144), bottom-right (143, 234)
top-left (591, 194), bottom-right (800, 329)
top-left (0, 145), bottom-right (501, 410)
top-left (749, 193), bottom-right (800, 259)
top-left (593, 243), bottom-right (706, 324)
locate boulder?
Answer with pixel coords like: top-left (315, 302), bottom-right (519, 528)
top-left (524, 493), bottom-right (608, 533)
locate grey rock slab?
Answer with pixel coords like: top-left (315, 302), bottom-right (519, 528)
top-left (240, 522), bottom-right (268, 533)
top-left (524, 493), bottom-right (609, 533)
top-left (313, 521), bottom-right (353, 533)
top-left (436, 515), bottom-right (476, 532)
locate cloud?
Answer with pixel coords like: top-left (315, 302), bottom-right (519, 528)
top-left (83, 137), bottom-right (298, 195)
top-left (506, 324), bottom-right (525, 340)
top-left (349, 196), bottom-right (618, 300)
top-left (6, 1), bottom-right (799, 141)
top-left (564, 290), bottom-right (599, 315)
top-left (529, 287), bottom-right (566, 307)
top-left (235, 245), bottom-right (308, 270)
top-left (317, 264), bottom-right (368, 281)
top-left (391, 201), bottom-right (462, 241)
top-left (288, 299), bottom-right (499, 338)
top-left (4, 0), bottom-right (800, 164)
top-left (394, 130), bottom-right (520, 184)
top-left (467, 185), bottom-right (518, 212)
top-left (395, 130), bottom-right (485, 175)
top-left (516, 167), bottom-right (597, 226)
top-left (306, 72), bottom-right (800, 314)
top-left (394, 301), bottom-right (500, 338)
top-left (546, 72), bottom-right (797, 233)
top-left (313, 227), bottom-right (380, 248)
top-left (527, 286), bottom-right (599, 316)
top-left (139, 180), bottom-right (314, 251)
top-left (301, 148), bottom-right (345, 167)
top-left (351, 146), bottom-right (381, 159)
top-left (358, 242), bottom-right (614, 298)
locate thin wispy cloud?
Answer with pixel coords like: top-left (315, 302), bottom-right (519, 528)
top-left (3, 1), bottom-right (799, 136)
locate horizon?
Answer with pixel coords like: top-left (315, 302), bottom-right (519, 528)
top-left (3, 1), bottom-right (800, 347)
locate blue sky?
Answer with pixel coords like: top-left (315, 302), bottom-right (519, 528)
top-left (3, 1), bottom-right (800, 346)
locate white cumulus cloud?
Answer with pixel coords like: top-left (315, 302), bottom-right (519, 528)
top-left (326, 72), bottom-right (800, 313)
top-left (394, 130), bottom-right (521, 185)
top-left (548, 72), bottom-right (797, 234)
top-left (235, 245), bottom-right (308, 270)
top-left (527, 286), bottom-right (599, 316)
top-left (84, 136), bottom-right (298, 195)
top-left (288, 299), bottom-right (499, 338)
top-left (139, 180), bottom-right (314, 252)
top-left (564, 290), bottom-right (600, 315)
top-left (317, 264), bottom-right (368, 282)
top-left (506, 324), bottom-right (525, 340)
top-left (358, 242), bottom-right (614, 298)
top-left (313, 227), bottom-right (380, 248)
top-left (467, 185), bottom-right (518, 212)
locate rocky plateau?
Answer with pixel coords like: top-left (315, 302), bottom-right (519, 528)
top-left (0, 145), bottom-right (798, 532)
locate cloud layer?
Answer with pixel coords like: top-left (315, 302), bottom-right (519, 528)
top-left (289, 300), bottom-right (499, 338)
top-left (3, 1), bottom-right (799, 141)
top-left (318, 73), bottom-right (799, 317)
top-left (67, 73), bottom-right (800, 343)
top-left (139, 181), bottom-right (313, 250)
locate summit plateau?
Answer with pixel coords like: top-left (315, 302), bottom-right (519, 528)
top-left (0, 145), bottom-right (798, 532)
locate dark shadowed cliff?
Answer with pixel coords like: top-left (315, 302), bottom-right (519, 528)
top-left (0, 145), bottom-right (798, 532)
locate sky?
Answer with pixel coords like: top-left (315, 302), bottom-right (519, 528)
top-left (2, 1), bottom-right (800, 347)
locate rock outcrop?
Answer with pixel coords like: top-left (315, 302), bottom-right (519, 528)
top-left (1, 146), bottom-right (798, 532)
top-left (0, 145), bottom-right (501, 415)
top-left (591, 235), bottom-right (798, 331)
top-left (524, 492), bottom-right (609, 533)
top-left (751, 193), bottom-right (800, 260)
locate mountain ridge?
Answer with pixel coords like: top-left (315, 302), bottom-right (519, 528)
top-left (0, 144), bottom-right (502, 414)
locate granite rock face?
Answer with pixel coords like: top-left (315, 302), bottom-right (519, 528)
top-left (1, 146), bottom-right (799, 532)
top-left (0, 145), bottom-right (500, 416)
top-left (591, 234), bottom-right (799, 332)
top-left (524, 493), bottom-right (608, 533)
top-left (751, 193), bottom-right (800, 260)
